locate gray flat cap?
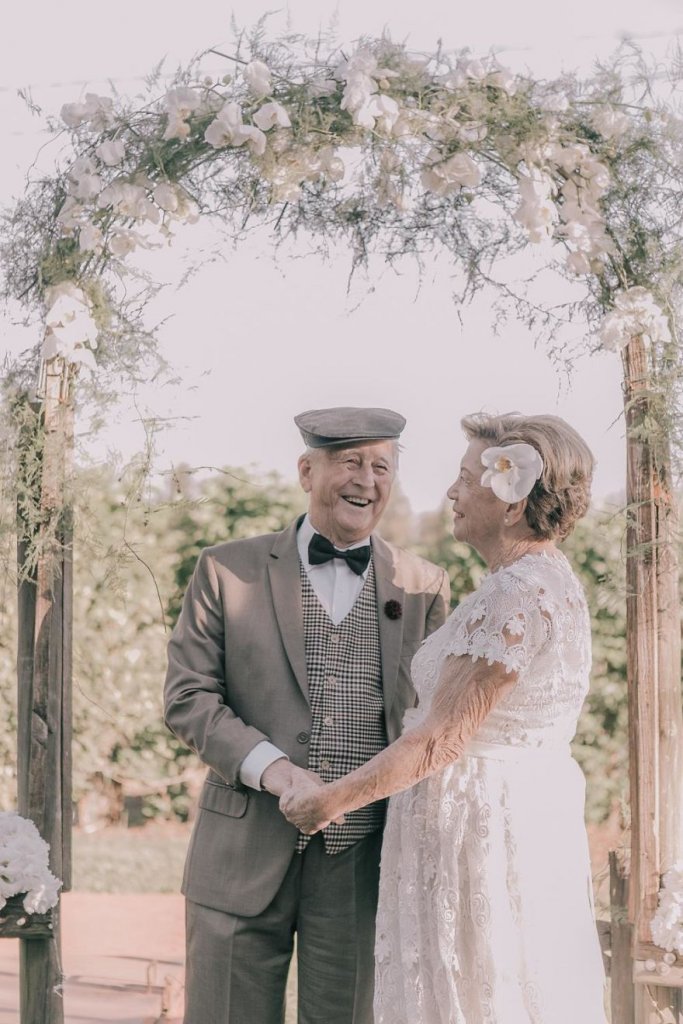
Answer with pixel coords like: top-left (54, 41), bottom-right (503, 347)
top-left (295, 406), bottom-right (406, 448)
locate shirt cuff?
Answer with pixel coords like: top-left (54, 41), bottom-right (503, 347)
top-left (239, 742), bottom-right (289, 791)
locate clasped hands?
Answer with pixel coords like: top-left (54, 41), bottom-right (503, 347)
top-left (261, 759), bottom-right (344, 835)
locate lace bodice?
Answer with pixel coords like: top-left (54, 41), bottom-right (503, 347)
top-left (406, 550), bottom-right (591, 749)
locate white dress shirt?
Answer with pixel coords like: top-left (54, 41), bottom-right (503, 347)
top-left (239, 515), bottom-right (372, 790)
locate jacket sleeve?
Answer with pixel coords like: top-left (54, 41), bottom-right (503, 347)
top-left (425, 567), bottom-right (450, 637)
top-left (163, 547), bottom-right (269, 786)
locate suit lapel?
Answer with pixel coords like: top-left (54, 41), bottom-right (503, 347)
top-left (372, 534), bottom-right (405, 720)
top-left (267, 519), bottom-right (309, 703)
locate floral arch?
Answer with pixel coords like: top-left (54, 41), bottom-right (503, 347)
top-left (2, 28), bottom-right (682, 1022)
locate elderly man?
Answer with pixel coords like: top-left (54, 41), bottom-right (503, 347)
top-left (164, 407), bottom-right (450, 1024)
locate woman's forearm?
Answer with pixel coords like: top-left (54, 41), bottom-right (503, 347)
top-left (319, 656), bottom-right (515, 821)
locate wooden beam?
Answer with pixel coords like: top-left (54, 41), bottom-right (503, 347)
top-left (16, 363), bottom-right (74, 1024)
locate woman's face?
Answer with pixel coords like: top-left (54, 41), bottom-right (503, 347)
top-left (446, 439), bottom-right (507, 553)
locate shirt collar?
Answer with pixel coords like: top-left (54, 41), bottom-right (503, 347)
top-left (297, 513), bottom-right (372, 572)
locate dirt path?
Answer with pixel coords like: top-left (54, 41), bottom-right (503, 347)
top-left (0, 893), bottom-right (185, 1024)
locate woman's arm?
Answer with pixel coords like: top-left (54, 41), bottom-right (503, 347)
top-left (279, 654), bottom-right (517, 833)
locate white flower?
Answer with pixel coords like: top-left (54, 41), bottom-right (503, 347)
top-left (318, 147), bottom-right (345, 183)
top-left (60, 93), bottom-right (115, 131)
top-left (0, 813), bottom-right (61, 915)
top-left (152, 183), bottom-right (199, 224)
top-left (513, 167), bottom-right (558, 243)
top-left (204, 102), bottom-right (267, 155)
top-left (459, 57), bottom-right (488, 82)
top-left (591, 105), bottom-right (630, 140)
top-left (598, 287), bottom-right (671, 353)
top-left (651, 862), bottom-right (683, 955)
top-left (97, 182), bottom-right (160, 223)
top-left (565, 251), bottom-right (592, 275)
top-left (421, 150), bottom-right (481, 196)
top-left (56, 197), bottom-right (85, 233)
top-left (95, 138), bottom-right (126, 166)
top-left (109, 227), bottom-right (141, 257)
top-left (67, 156), bottom-right (102, 201)
top-left (361, 94), bottom-right (401, 133)
top-left (480, 444), bottom-right (544, 503)
top-left (488, 64), bottom-right (517, 95)
top-left (244, 60), bottom-right (272, 97)
top-left (337, 48), bottom-right (399, 128)
top-left (253, 101), bottom-right (291, 131)
top-left (78, 222), bottom-right (104, 254)
top-left (42, 282), bottom-right (98, 370)
top-left (163, 87), bottom-right (201, 141)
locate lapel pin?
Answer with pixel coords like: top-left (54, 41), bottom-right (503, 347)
top-left (384, 599), bottom-right (403, 620)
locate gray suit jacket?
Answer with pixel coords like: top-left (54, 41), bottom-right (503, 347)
top-left (164, 519), bottom-right (450, 916)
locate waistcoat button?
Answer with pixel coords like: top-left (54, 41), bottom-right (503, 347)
top-left (296, 731), bottom-right (309, 744)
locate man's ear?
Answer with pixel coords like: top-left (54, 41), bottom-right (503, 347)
top-left (505, 498), bottom-right (527, 526)
top-left (298, 453), bottom-right (313, 493)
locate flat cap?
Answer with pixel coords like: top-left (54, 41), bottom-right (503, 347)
top-left (295, 406), bottom-right (406, 448)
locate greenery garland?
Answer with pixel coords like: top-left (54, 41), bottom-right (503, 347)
top-left (1, 27), bottom-right (681, 409)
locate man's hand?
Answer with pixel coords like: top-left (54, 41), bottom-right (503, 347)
top-left (279, 783), bottom-right (344, 835)
top-left (260, 758), bottom-right (324, 798)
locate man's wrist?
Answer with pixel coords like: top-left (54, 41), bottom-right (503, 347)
top-left (260, 757), bottom-right (294, 797)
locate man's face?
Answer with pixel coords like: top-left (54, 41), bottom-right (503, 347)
top-left (298, 441), bottom-right (397, 547)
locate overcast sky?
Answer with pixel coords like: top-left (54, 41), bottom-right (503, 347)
top-left (2, 1), bottom-right (681, 512)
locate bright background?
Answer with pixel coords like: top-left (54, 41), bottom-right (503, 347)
top-left (2, 1), bottom-right (681, 511)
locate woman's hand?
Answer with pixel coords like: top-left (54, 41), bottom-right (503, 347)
top-left (279, 783), bottom-right (345, 835)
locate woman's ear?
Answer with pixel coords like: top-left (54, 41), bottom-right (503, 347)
top-left (504, 498), bottom-right (527, 527)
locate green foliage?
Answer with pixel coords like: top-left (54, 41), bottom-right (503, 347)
top-left (0, 463), bottom-right (304, 819)
top-left (73, 827), bottom-right (187, 892)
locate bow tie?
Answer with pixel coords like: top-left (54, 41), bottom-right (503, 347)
top-left (308, 533), bottom-right (371, 576)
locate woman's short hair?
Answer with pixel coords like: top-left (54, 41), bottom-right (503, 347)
top-left (460, 412), bottom-right (595, 541)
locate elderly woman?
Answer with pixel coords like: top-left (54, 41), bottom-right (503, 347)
top-left (281, 413), bottom-right (607, 1024)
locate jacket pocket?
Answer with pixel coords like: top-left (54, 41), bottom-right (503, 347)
top-left (199, 779), bottom-right (248, 818)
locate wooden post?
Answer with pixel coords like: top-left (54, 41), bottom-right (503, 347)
top-left (621, 335), bottom-right (683, 1023)
top-left (610, 851), bottom-right (636, 1024)
top-left (16, 361), bottom-right (74, 1024)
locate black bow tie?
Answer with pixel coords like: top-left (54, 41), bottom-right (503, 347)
top-left (308, 533), bottom-right (371, 576)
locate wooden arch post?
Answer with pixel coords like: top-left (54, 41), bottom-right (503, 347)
top-left (620, 333), bottom-right (683, 1023)
top-left (16, 358), bottom-right (73, 1024)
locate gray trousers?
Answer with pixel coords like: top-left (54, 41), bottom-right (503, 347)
top-left (184, 830), bottom-right (383, 1024)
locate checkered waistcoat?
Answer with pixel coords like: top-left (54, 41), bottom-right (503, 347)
top-left (297, 559), bottom-right (388, 854)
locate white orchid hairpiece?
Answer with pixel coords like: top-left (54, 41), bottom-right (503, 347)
top-left (480, 443), bottom-right (544, 503)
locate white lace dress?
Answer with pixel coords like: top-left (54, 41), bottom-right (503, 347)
top-left (374, 551), bottom-right (607, 1024)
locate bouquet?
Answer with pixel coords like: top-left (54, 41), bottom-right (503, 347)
top-left (651, 862), bottom-right (683, 956)
top-left (0, 812), bottom-right (62, 915)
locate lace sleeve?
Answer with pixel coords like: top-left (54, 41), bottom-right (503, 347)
top-left (440, 567), bottom-right (552, 675)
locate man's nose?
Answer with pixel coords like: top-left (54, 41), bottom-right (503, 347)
top-left (352, 463), bottom-right (375, 488)
top-left (446, 481), bottom-right (458, 500)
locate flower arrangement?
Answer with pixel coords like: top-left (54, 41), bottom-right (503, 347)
top-left (480, 444), bottom-right (544, 503)
top-left (0, 812), bottom-right (62, 915)
top-left (651, 863), bottom-right (683, 957)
